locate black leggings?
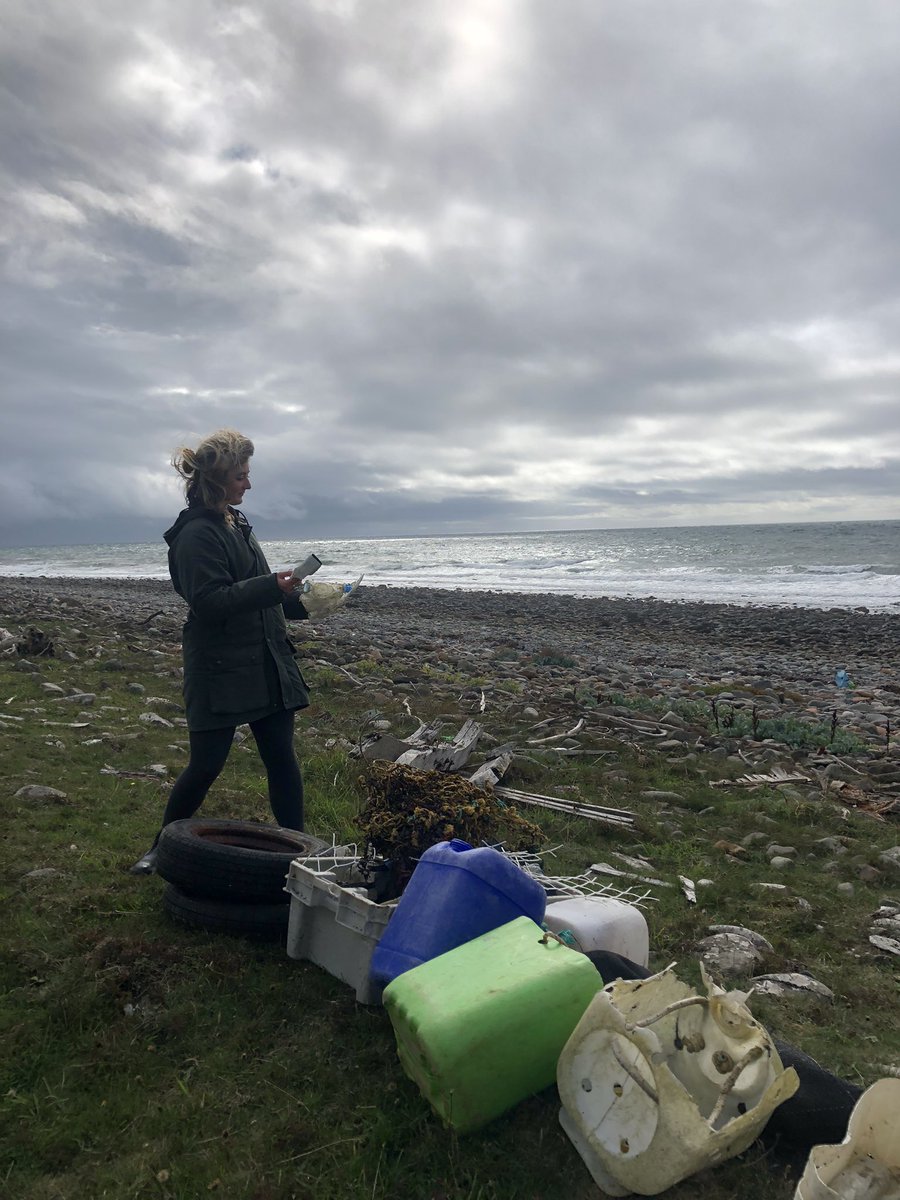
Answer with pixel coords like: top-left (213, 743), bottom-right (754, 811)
top-left (158, 708), bottom-right (304, 834)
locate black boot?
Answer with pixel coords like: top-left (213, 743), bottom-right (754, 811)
top-left (128, 846), bottom-right (159, 875)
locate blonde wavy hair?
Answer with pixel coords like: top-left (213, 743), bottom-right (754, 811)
top-left (172, 429), bottom-right (254, 511)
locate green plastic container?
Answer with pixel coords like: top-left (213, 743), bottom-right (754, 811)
top-left (382, 916), bottom-right (601, 1133)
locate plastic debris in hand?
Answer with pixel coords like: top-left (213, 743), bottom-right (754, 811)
top-left (300, 576), bottom-right (363, 619)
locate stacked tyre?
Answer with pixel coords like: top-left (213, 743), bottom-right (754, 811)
top-left (157, 819), bottom-right (329, 940)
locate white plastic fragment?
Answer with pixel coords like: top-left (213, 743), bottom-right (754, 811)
top-left (793, 1077), bottom-right (900, 1199)
top-left (557, 963), bottom-right (798, 1196)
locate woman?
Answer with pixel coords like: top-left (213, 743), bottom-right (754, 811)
top-left (130, 429), bottom-right (310, 874)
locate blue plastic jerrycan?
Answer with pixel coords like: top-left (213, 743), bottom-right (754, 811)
top-left (369, 839), bottom-right (547, 993)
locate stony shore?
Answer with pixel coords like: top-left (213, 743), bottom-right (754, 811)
top-left (3, 573), bottom-right (898, 976)
top-left (3, 574), bottom-right (899, 791)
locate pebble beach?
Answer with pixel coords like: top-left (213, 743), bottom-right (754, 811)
top-left (3, 574), bottom-right (899, 786)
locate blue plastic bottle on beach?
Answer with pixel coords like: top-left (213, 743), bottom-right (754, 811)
top-left (369, 839), bottom-right (547, 994)
top-left (835, 668), bottom-right (850, 688)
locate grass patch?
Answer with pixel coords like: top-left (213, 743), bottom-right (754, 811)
top-left (1, 615), bottom-right (899, 1200)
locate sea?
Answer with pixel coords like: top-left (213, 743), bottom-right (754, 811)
top-left (1, 520), bottom-right (898, 613)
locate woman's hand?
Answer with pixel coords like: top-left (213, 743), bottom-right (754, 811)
top-left (275, 570), bottom-right (300, 596)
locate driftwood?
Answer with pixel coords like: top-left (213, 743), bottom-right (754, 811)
top-left (527, 718), bottom-right (585, 745)
top-left (358, 718), bottom-right (441, 762)
top-left (593, 714), bottom-right (672, 738)
top-left (357, 733), bottom-right (411, 762)
top-left (397, 718), bottom-right (482, 771)
top-left (357, 717), bottom-right (484, 772)
top-left (610, 851), bottom-right (661, 873)
top-left (468, 752), bottom-right (513, 789)
top-left (710, 768), bottom-right (811, 789)
top-left (590, 861), bottom-right (673, 888)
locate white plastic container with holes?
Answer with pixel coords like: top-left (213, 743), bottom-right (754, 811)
top-left (542, 896), bottom-right (650, 966)
top-left (284, 859), bottom-right (399, 1005)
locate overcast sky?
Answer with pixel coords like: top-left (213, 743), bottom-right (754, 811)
top-left (2, 0), bottom-right (899, 547)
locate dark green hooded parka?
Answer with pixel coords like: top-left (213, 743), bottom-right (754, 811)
top-left (164, 507), bottom-right (310, 731)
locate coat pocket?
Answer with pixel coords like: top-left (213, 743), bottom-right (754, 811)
top-left (206, 648), bottom-right (270, 714)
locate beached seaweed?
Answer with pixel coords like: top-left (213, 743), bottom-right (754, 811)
top-left (355, 760), bottom-right (544, 889)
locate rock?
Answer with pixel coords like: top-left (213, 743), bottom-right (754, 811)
top-left (813, 837), bottom-right (846, 855)
top-left (640, 789), bottom-right (684, 802)
top-left (713, 840), bottom-right (748, 858)
top-left (22, 867), bottom-right (61, 879)
top-left (696, 928), bottom-right (769, 976)
top-left (660, 711), bottom-right (686, 727)
top-left (126, 683), bottom-right (146, 695)
top-left (859, 865), bottom-right (882, 883)
top-left (742, 832), bottom-right (768, 847)
top-left (868, 935), bottom-right (900, 957)
top-left (54, 692), bottom-right (96, 706)
top-left (138, 712), bottom-right (174, 728)
top-left (766, 844), bottom-right (798, 858)
top-left (836, 882), bottom-right (854, 897)
top-left (40, 683), bottom-right (66, 695)
top-left (707, 924), bottom-right (774, 953)
top-left (751, 973), bottom-right (834, 1000)
top-left (877, 847), bottom-right (900, 875)
top-left (770, 856), bottom-right (795, 870)
top-left (15, 784), bottom-right (68, 803)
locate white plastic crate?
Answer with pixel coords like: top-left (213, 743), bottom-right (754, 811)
top-left (285, 858), bottom-right (399, 1005)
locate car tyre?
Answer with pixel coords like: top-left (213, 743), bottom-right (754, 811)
top-left (157, 818), bottom-right (329, 903)
top-left (162, 883), bottom-right (290, 941)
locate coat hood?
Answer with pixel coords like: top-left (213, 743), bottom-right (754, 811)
top-left (163, 506), bottom-right (224, 547)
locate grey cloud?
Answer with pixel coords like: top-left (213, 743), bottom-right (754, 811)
top-left (1, 0), bottom-right (899, 546)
